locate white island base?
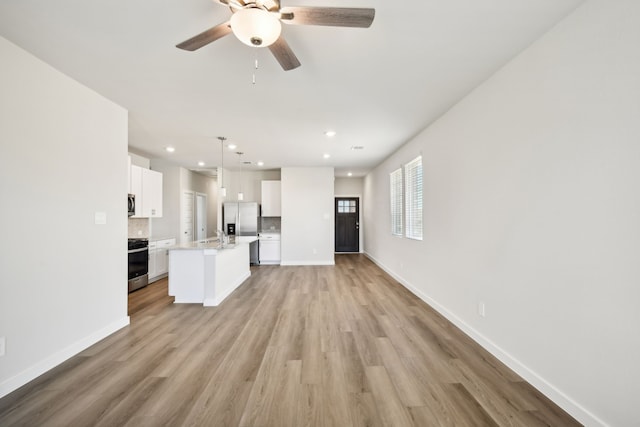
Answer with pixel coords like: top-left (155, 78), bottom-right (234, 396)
top-left (168, 240), bottom-right (254, 306)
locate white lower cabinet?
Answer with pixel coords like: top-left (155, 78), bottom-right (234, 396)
top-left (259, 234), bottom-right (281, 264)
top-left (148, 241), bottom-right (157, 279)
top-left (149, 238), bottom-right (176, 281)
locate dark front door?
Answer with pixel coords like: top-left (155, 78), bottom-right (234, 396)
top-left (335, 197), bottom-right (359, 252)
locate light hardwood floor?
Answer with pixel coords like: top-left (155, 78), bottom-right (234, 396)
top-left (0, 254), bottom-right (581, 426)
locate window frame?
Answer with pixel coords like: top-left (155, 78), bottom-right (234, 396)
top-left (389, 167), bottom-right (404, 237)
top-left (404, 155), bottom-right (423, 241)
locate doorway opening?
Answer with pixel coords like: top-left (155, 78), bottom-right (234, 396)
top-left (195, 192), bottom-right (207, 241)
top-left (335, 197), bottom-right (359, 252)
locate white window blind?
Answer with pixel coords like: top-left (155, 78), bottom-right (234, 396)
top-left (404, 156), bottom-right (423, 240)
top-left (390, 168), bottom-right (403, 236)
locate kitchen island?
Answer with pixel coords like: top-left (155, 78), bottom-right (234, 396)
top-left (168, 237), bottom-right (257, 306)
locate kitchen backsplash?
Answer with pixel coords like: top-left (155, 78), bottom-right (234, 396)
top-left (260, 216), bottom-right (281, 232)
top-left (128, 217), bottom-right (150, 238)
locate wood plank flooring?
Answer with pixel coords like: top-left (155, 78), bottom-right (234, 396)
top-left (127, 276), bottom-right (174, 317)
top-left (0, 255), bottom-right (581, 426)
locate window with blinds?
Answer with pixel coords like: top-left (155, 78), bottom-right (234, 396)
top-left (404, 156), bottom-right (423, 240)
top-left (389, 168), bottom-right (403, 236)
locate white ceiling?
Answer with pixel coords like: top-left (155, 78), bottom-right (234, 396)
top-left (0, 0), bottom-right (581, 177)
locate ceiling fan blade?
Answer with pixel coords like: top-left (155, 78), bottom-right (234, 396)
top-left (176, 21), bottom-right (232, 51)
top-left (268, 36), bottom-right (301, 71)
top-left (214, 0), bottom-right (245, 10)
top-left (280, 7), bottom-right (375, 28)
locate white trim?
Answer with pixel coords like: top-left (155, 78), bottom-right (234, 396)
top-left (363, 251), bottom-right (608, 427)
top-left (173, 297), bottom-right (204, 304)
top-left (195, 192), bottom-right (208, 242)
top-left (280, 260), bottom-right (336, 266)
top-left (0, 316), bottom-right (130, 399)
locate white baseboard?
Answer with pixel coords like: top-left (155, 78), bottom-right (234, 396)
top-left (0, 316), bottom-right (130, 399)
top-left (204, 271), bottom-right (251, 307)
top-left (280, 260), bottom-right (335, 266)
top-left (173, 297), bottom-right (203, 304)
top-left (363, 251), bottom-right (607, 427)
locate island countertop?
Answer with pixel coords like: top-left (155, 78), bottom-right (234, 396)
top-left (169, 236), bottom-right (258, 251)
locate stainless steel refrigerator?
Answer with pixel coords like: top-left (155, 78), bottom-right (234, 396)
top-left (223, 202), bottom-right (260, 264)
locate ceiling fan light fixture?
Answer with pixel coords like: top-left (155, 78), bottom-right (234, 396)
top-left (231, 8), bottom-right (282, 47)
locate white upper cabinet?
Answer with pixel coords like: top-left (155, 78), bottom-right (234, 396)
top-left (142, 168), bottom-right (163, 218)
top-left (130, 165), bottom-right (143, 217)
top-left (129, 164), bottom-right (163, 218)
top-left (261, 180), bottom-right (281, 217)
top-left (127, 155), bottom-right (132, 193)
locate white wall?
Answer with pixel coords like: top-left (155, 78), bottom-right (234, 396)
top-left (0, 36), bottom-right (129, 397)
top-left (335, 177), bottom-right (364, 253)
top-left (364, 2), bottom-right (640, 425)
top-left (281, 168), bottom-right (335, 265)
top-left (334, 177), bottom-right (363, 196)
top-left (129, 152), bottom-right (150, 168)
top-left (150, 161), bottom-right (219, 241)
top-left (181, 170), bottom-right (218, 238)
top-left (221, 169), bottom-right (281, 205)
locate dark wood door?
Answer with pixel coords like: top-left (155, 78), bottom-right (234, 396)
top-left (335, 198), bottom-right (359, 252)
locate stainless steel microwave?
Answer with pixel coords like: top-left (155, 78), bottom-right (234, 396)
top-left (128, 194), bottom-right (135, 217)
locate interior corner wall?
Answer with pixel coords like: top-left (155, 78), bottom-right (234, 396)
top-left (0, 36), bottom-right (129, 397)
top-left (281, 167), bottom-right (335, 265)
top-left (363, 1), bottom-right (640, 426)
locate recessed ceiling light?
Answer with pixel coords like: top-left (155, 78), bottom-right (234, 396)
top-left (348, 172), bottom-right (353, 177)
top-left (325, 130), bottom-right (336, 137)
top-left (227, 144), bottom-right (237, 150)
top-left (323, 153), bottom-right (330, 159)
top-left (197, 161), bottom-right (205, 167)
top-left (165, 146), bottom-right (175, 153)
top-left (257, 161), bottom-right (264, 166)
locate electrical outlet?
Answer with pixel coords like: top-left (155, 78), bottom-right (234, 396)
top-left (0, 337), bottom-right (5, 357)
top-left (478, 302), bottom-right (486, 318)
top-left (313, 248), bottom-right (317, 255)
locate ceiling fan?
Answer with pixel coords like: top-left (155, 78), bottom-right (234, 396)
top-left (176, 0), bottom-right (375, 71)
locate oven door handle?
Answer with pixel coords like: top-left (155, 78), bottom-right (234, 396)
top-left (128, 247), bottom-right (148, 254)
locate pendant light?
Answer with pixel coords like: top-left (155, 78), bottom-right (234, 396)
top-left (218, 136), bottom-right (227, 198)
top-left (237, 152), bottom-right (244, 201)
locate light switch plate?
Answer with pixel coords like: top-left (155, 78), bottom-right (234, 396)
top-left (95, 212), bottom-right (107, 225)
top-left (0, 337), bottom-right (5, 357)
top-left (478, 301), bottom-right (486, 318)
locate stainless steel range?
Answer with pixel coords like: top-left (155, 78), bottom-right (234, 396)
top-left (127, 238), bottom-right (148, 292)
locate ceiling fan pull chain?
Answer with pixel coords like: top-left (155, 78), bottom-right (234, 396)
top-left (252, 57), bottom-right (259, 85)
